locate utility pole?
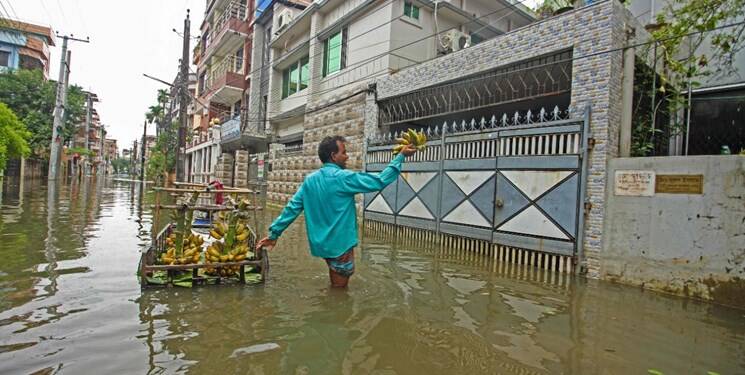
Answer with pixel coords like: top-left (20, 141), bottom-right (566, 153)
top-left (48, 34), bottom-right (89, 180)
top-left (83, 93), bottom-right (92, 175)
top-left (176, 9), bottom-right (191, 182)
top-left (141, 120), bottom-right (147, 183)
top-left (99, 124), bottom-right (105, 176)
top-left (132, 140), bottom-right (138, 177)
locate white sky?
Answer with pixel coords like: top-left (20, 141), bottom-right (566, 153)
top-left (8, 0), bottom-right (207, 151)
top-left (8, 0), bottom-right (542, 150)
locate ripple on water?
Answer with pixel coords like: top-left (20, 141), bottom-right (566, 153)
top-left (0, 180), bottom-right (744, 374)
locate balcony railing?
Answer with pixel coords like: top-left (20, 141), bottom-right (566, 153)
top-left (187, 129), bottom-right (218, 149)
top-left (205, 55), bottom-right (245, 92)
top-left (204, 1), bottom-right (247, 56)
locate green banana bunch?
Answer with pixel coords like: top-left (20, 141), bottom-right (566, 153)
top-left (393, 128), bottom-right (427, 155)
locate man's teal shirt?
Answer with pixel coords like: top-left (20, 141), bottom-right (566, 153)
top-left (268, 153), bottom-right (405, 259)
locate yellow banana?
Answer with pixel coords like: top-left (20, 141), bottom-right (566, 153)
top-left (235, 232), bottom-right (249, 242)
top-left (395, 137), bottom-right (409, 145)
top-left (407, 129), bottom-right (418, 145)
top-left (392, 144), bottom-right (405, 155)
top-left (402, 132), bottom-right (412, 143)
top-left (209, 229), bottom-right (223, 240)
top-left (417, 132), bottom-right (426, 145)
top-left (208, 247), bottom-right (220, 257)
top-left (234, 253), bottom-right (246, 262)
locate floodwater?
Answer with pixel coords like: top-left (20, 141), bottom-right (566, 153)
top-left (1, 177), bottom-right (744, 375)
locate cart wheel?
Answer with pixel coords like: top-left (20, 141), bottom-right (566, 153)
top-left (260, 247), bottom-right (269, 283)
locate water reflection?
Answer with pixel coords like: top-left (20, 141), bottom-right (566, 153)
top-left (0, 177), bottom-right (744, 374)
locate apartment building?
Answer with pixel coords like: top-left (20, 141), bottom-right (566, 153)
top-left (249, 0), bottom-right (534, 201)
top-left (104, 138), bottom-right (118, 174)
top-left (0, 19), bottom-right (55, 79)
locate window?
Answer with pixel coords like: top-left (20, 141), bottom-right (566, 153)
top-left (235, 47), bottom-right (244, 72)
top-left (0, 51), bottom-right (9, 67)
top-left (404, 2), bottom-right (419, 20)
top-left (470, 33), bottom-right (484, 45)
top-left (299, 56), bottom-right (309, 90)
top-left (281, 56), bottom-right (310, 99)
top-left (198, 72), bottom-right (206, 95)
top-left (323, 29), bottom-right (347, 77)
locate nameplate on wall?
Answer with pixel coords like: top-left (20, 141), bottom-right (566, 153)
top-left (614, 170), bottom-right (655, 196)
top-left (655, 174), bottom-right (704, 194)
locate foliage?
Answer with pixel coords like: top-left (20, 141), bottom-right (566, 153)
top-left (144, 89), bottom-right (176, 185)
top-left (631, 58), bottom-right (671, 156)
top-left (111, 157), bottom-right (130, 174)
top-left (146, 149), bottom-right (167, 184)
top-left (0, 102), bottom-right (31, 171)
top-left (535, 0), bottom-right (574, 16)
top-left (0, 69), bottom-right (86, 159)
top-left (654, 0), bottom-right (745, 86)
top-left (633, 0), bottom-right (745, 155)
top-left (64, 146), bottom-right (95, 157)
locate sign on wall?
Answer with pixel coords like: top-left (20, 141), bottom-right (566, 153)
top-left (655, 174), bottom-right (704, 194)
top-left (614, 170), bottom-right (655, 196)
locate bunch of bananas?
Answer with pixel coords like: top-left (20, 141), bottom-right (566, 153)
top-left (205, 218), bottom-right (254, 277)
top-left (393, 128), bottom-right (427, 155)
top-left (160, 233), bottom-right (204, 265)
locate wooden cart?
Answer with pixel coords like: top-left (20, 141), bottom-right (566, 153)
top-left (139, 185), bottom-right (268, 288)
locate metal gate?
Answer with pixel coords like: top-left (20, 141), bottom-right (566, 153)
top-left (363, 106), bottom-right (590, 261)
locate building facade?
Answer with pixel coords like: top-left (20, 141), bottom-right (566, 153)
top-left (0, 19), bottom-right (55, 79)
top-left (249, 0), bottom-right (534, 202)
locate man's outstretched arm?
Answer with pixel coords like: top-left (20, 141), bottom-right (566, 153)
top-left (256, 183), bottom-right (305, 250)
top-left (340, 145), bottom-right (416, 194)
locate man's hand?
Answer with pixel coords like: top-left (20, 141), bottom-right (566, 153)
top-left (400, 144), bottom-right (418, 156)
top-left (256, 237), bottom-right (277, 251)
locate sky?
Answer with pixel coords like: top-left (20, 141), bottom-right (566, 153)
top-left (7, 0), bottom-right (543, 151)
top-left (7, 0), bottom-right (207, 150)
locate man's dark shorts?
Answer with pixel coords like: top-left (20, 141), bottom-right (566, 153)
top-left (324, 248), bottom-right (355, 278)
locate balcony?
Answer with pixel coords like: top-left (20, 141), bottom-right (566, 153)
top-left (202, 1), bottom-right (250, 62)
top-left (203, 55), bottom-right (247, 105)
top-left (220, 115), bottom-right (268, 151)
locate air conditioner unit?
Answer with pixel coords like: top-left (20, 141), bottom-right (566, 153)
top-left (442, 29), bottom-right (471, 52)
top-left (276, 9), bottom-right (294, 33)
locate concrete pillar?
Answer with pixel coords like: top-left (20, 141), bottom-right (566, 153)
top-left (619, 44), bottom-right (634, 157)
top-left (306, 12), bottom-right (323, 105)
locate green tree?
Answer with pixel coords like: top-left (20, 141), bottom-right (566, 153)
top-left (635, 0), bottom-right (745, 154)
top-left (111, 157), bottom-right (130, 174)
top-left (0, 69), bottom-right (86, 159)
top-left (0, 102), bottom-right (31, 171)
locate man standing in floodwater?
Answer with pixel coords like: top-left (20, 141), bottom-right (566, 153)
top-left (256, 135), bottom-right (417, 287)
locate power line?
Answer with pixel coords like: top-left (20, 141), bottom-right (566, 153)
top-left (55, 0), bottom-right (69, 31)
top-left (196, 0), bottom-right (533, 122)
top-left (38, 0), bottom-right (53, 28)
top-left (239, 18), bottom-right (745, 126)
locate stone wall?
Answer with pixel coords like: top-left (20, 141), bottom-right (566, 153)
top-left (369, 0), bottom-right (642, 277)
top-left (602, 155), bottom-right (745, 309)
top-left (266, 88), bottom-right (368, 203)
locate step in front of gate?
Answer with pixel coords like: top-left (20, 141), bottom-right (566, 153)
top-left (363, 220), bottom-right (575, 277)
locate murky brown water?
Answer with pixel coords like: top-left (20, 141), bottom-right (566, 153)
top-left (1, 177), bottom-right (744, 375)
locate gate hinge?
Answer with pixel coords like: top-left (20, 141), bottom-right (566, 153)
top-left (584, 200), bottom-right (593, 213)
top-left (587, 137), bottom-right (596, 149)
